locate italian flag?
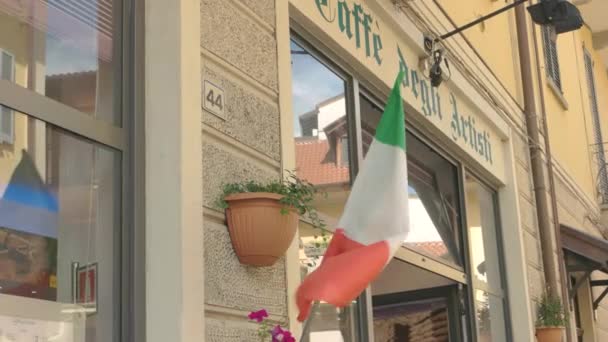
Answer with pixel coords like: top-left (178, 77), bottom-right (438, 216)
top-left (296, 72), bottom-right (410, 321)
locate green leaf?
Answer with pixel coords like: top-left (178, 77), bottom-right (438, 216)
top-left (216, 169), bottom-right (327, 230)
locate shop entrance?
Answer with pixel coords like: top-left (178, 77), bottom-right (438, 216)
top-left (371, 258), bottom-right (465, 342)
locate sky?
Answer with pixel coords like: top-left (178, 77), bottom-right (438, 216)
top-left (290, 40), bottom-right (345, 137)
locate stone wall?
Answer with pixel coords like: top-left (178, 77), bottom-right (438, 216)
top-left (512, 132), bottom-right (547, 316)
top-left (200, 0), bottom-right (288, 339)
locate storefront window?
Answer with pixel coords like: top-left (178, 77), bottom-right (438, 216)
top-left (465, 175), bottom-right (508, 342)
top-left (359, 94), bottom-right (462, 267)
top-left (0, 109), bottom-right (120, 342)
top-left (0, 0), bottom-right (121, 125)
top-left (291, 39), bottom-right (359, 341)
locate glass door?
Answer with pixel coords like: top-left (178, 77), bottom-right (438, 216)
top-left (373, 284), bottom-right (463, 342)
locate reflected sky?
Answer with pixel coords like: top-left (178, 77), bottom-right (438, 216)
top-left (46, 35), bottom-right (98, 75)
top-left (291, 41), bottom-right (344, 136)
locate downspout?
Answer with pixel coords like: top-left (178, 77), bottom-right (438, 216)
top-left (530, 10), bottom-right (574, 342)
top-left (514, 1), bottom-right (560, 298)
top-left (515, 3), bottom-right (573, 341)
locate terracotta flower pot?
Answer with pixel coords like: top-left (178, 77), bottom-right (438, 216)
top-left (225, 192), bottom-right (299, 267)
top-left (535, 326), bottom-right (564, 342)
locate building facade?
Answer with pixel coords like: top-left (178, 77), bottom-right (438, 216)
top-left (0, 0), bottom-right (607, 341)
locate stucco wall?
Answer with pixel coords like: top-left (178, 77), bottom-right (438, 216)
top-left (200, 0), bottom-right (289, 339)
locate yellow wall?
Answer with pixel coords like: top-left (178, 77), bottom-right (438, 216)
top-left (541, 25), bottom-right (608, 203)
top-left (436, 0), bottom-right (521, 102)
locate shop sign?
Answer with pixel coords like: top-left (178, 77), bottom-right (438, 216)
top-left (293, 0), bottom-right (506, 181)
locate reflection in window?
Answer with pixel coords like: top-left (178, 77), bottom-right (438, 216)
top-left (359, 94), bottom-right (462, 266)
top-left (0, 50), bottom-right (14, 143)
top-left (291, 39), bottom-right (358, 341)
top-left (374, 298), bottom-right (449, 342)
top-left (0, 110), bottom-right (120, 342)
top-left (0, 0), bottom-right (120, 125)
top-left (466, 176), bottom-right (507, 342)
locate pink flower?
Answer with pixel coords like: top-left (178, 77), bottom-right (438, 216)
top-left (248, 309), bottom-right (269, 323)
top-left (271, 325), bottom-right (295, 342)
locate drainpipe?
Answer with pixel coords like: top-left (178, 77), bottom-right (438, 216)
top-left (529, 8), bottom-right (574, 342)
top-left (515, 3), bottom-right (573, 341)
top-left (514, 1), bottom-right (560, 299)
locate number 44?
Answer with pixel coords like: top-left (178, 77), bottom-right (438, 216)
top-left (206, 89), bottom-right (223, 110)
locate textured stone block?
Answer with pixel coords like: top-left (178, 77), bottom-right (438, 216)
top-left (206, 317), bottom-right (261, 342)
top-left (516, 162), bottom-right (533, 201)
top-left (519, 194), bottom-right (538, 233)
top-left (201, 0), bottom-right (278, 91)
top-left (523, 230), bottom-right (541, 268)
top-left (527, 265), bottom-right (545, 301)
top-left (512, 134), bottom-right (529, 165)
top-left (240, 0), bottom-right (276, 27)
top-left (203, 66), bottom-right (280, 161)
top-left (202, 141), bottom-right (279, 208)
top-left (204, 220), bottom-right (288, 316)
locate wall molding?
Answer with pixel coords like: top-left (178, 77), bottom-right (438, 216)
top-left (202, 123), bottom-right (281, 173)
top-left (202, 48), bottom-right (279, 104)
top-left (227, 0), bottom-right (275, 36)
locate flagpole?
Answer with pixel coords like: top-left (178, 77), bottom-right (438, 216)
top-left (299, 301), bottom-right (319, 341)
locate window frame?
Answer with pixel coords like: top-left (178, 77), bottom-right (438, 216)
top-left (0, 0), bottom-right (143, 341)
top-left (0, 49), bottom-right (15, 144)
top-left (583, 49), bottom-right (608, 204)
top-left (461, 170), bottom-right (513, 342)
top-left (291, 29), bottom-right (471, 341)
top-left (542, 26), bottom-right (562, 92)
top-left (290, 26), bottom-right (512, 341)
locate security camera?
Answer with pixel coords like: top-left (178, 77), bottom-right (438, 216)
top-left (428, 49), bottom-right (450, 88)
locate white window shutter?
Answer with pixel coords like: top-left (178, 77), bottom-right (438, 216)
top-left (542, 27), bottom-right (562, 90)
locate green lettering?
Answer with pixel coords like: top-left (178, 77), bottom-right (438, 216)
top-left (460, 116), bottom-right (468, 143)
top-left (397, 46), bottom-right (409, 88)
top-left (431, 86), bottom-right (441, 119)
top-left (362, 14), bottom-right (373, 57)
top-left (353, 4), bottom-right (363, 49)
top-left (315, 0), bottom-right (336, 22)
top-left (485, 132), bottom-right (493, 164)
top-left (338, 1), bottom-right (352, 39)
top-left (411, 70), bottom-right (419, 98)
top-left (373, 33), bottom-right (382, 65)
top-left (478, 132), bottom-right (485, 156)
top-left (450, 94), bottom-right (460, 140)
top-left (420, 80), bottom-right (431, 116)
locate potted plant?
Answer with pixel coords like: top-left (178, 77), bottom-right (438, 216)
top-left (217, 171), bottom-right (325, 267)
top-left (535, 292), bottom-right (566, 342)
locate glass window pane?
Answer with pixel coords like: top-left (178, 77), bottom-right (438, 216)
top-left (360, 95), bottom-right (462, 266)
top-left (0, 0), bottom-right (121, 125)
top-left (374, 297), bottom-right (449, 341)
top-left (291, 39), bottom-right (358, 341)
top-left (0, 109), bottom-right (120, 342)
top-left (1, 51), bottom-right (13, 80)
top-left (475, 289), bottom-right (507, 342)
top-left (465, 176), bottom-right (503, 292)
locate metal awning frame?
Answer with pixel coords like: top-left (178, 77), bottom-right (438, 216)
top-left (561, 224), bottom-right (608, 310)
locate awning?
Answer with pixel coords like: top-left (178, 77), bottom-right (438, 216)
top-left (561, 224), bottom-right (608, 310)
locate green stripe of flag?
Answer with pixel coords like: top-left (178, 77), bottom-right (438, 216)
top-left (374, 71), bottom-right (406, 150)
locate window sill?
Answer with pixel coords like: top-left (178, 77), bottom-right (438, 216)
top-left (546, 77), bottom-right (569, 110)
